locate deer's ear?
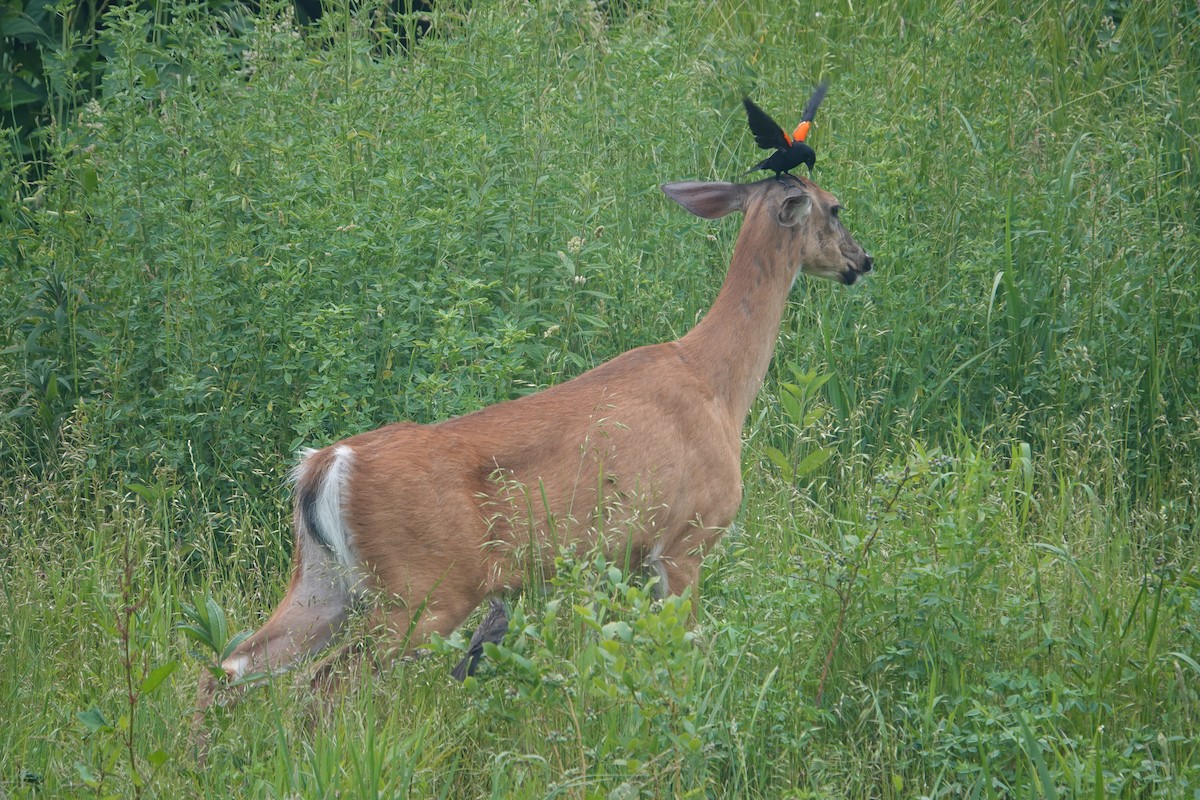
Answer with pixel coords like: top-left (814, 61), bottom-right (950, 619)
top-left (661, 182), bottom-right (746, 219)
top-left (776, 192), bottom-right (812, 227)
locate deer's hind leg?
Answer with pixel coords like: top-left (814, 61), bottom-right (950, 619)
top-left (308, 563), bottom-right (488, 691)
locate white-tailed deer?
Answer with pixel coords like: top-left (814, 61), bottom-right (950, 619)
top-left (196, 174), bottom-right (871, 719)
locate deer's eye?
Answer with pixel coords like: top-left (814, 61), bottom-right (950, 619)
top-left (831, 205), bottom-right (842, 218)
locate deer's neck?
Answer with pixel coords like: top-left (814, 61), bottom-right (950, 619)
top-left (680, 214), bottom-right (797, 428)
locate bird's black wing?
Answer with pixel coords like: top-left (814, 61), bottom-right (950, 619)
top-left (801, 82), bottom-right (829, 123)
top-left (743, 97), bottom-right (790, 151)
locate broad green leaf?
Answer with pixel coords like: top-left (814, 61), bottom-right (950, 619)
top-left (139, 661), bottom-right (179, 695)
top-left (0, 76), bottom-right (45, 109)
top-left (77, 707), bottom-right (112, 734)
top-left (803, 406), bottom-right (827, 427)
top-left (126, 482), bottom-right (161, 503)
top-left (205, 595), bottom-right (228, 651)
top-left (221, 630), bottom-right (253, 661)
top-left (762, 446), bottom-right (791, 480)
top-left (602, 620), bottom-right (633, 642)
top-left (794, 447), bottom-right (833, 477)
top-left (75, 762), bottom-right (99, 788)
top-left (779, 390), bottom-right (802, 426)
top-left (178, 623), bottom-right (216, 652)
top-left (0, 16), bottom-right (52, 43)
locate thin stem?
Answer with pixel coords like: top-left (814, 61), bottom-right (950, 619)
top-left (120, 529), bottom-right (145, 797)
top-left (816, 466), bottom-right (914, 706)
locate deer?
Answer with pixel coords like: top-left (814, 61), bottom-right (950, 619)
top-left (194, 174), bottom-right (872, 726)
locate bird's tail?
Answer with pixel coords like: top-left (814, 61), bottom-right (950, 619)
top-left (449, 655), bottom-right (472, 682)
top-left (740, 159), bottom-right (769, 177)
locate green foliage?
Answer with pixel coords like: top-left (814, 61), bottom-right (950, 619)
top-left (0, 0), bottom-right (257, 163)
top-left (733, 436), bottom-right (1200, 796)
top-left (178, 593), bottom-right (254, 683)
top-left (71, 529), bottom-right (180, 798)
top-left (1, 271), bottom-right (101, 466)
top-left (1, 0), bottom-right (109, 157)
top-left (1, 0), bottom-right (1198, 796)
top-left (761, 363), bottom-right (834, 485)
top-left (441, 552), bottom-right (711, 796)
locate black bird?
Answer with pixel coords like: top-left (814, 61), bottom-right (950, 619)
top-left (742, 83), bottom-right (828, 176)
top-left (450, 597), bottom-right (509, 682)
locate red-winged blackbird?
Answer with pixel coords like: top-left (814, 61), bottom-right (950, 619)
top-left (450, 598), bottom-right (509, 681)
top-left (742, 83), bottom-right (828, 176)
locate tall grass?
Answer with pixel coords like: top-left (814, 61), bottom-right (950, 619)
top-left (1, 0), bottom-right (1197, 796)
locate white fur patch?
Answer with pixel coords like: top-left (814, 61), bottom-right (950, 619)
top-left (293, 445), bottom-right (362, 589)
top-left (315, 445), bottom-right (357, 572)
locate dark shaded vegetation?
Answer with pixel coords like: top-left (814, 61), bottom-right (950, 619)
top-left (1, 0), bottom-right (438, 163)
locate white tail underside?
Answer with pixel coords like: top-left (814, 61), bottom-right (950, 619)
top-left (294, 445), bottom-right (360, 577)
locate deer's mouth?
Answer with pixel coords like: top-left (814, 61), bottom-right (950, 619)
top-left (841, 253), bottom-right (874, 284)
top-left (801, 254), bottom-right (872, 286)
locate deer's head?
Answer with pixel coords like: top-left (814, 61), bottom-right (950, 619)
top-left (662, 176), bottom-right (873, 285)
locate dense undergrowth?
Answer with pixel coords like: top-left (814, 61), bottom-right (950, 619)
top-left (2, 0), bottom-right (1198, 796)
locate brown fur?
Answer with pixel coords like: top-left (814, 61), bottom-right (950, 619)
top-left (193, 175), bottom-right (871, 727)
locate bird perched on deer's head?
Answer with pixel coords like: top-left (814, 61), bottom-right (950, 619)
top-left (742, 82), bottom-right (828, 177)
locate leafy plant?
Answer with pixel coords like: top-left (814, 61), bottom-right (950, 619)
top-left (177, 594), bottom-right (253, 684)
top-left (445, 549), bottom-right (711, 796)
top-left (1, 0), bottom-right (110, 158)
top-left (761, 363), bottom-right (835, 485)
top-left (1, 271), bottom-right (101, 463)
top-left (75, 531), bottom-right (178, 797)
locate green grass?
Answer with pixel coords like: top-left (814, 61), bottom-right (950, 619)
top-left (2, 0), bottom-right (1198, 796)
